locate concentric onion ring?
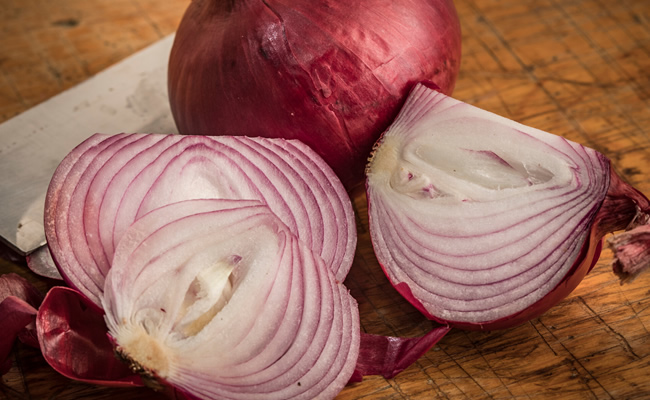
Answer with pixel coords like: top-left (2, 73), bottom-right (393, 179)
top-left (102, 198), bottom-right (359, 399)
top-left (45, 134), bottom-right (356, 307)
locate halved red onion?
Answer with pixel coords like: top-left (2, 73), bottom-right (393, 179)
top-left (45, 134), bottom-right (356, 307)
top-left (366, 82), bottom-right (650, 330)
top-left (101, 198), bottom-right (360, 399)
top-left (1, 295), bottom-right (38, 374)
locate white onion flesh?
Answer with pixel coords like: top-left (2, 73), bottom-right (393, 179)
top-left (366, 83), bottom-right (610, 325)
top-left (45, 134), bottom-right (356, 307)
top-left (102, 199), bottom-right (359, 400)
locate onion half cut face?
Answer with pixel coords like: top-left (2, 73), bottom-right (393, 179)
top-left (366, 83), bottom-right (618, 329)
top-left (102, 199), bottom-right (360, 399)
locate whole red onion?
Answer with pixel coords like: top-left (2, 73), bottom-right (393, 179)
top-left (168, 0), bottom-right (462, 190)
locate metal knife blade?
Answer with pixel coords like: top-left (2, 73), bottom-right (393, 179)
top-left (0, 34), bottom-right (178, 255)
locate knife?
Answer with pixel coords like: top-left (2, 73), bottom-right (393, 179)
top-left (0, 34), bottom-right (178, 256)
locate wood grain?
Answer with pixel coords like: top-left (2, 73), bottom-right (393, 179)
top-left (1, 0), bottom-right (649, 399)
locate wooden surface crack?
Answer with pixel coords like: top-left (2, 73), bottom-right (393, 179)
top-left (577, 296), bottom-right (641, 361)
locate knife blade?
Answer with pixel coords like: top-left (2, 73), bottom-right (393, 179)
top-left (0, 34), bottom-right (178, 256)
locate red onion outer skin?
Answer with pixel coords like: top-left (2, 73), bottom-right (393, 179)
top-left (0, 273), bottom-right (43, 314)
top-left (1, 273), bottom-right (43, 374)
top-left (351, 326), bottom-right (451, 380)
top-left (35, 286), bottom-right (144, 387)
top-left (602, 168), bottom-right (650, 282)
top-left (1, 296), bottom-right (38, 374)
top-left (610, 225), bottom-right (650, 282)
top-left (168, 0), bottom-right (462, 190)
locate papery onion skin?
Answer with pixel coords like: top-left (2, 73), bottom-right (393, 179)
top-left (366, 82), bottom-right (650, 331)
top-left (0, 273), bottom-right (43, 312)
top-left (1, 296), bottom-right (37, 374)
top-left (0, 273), bottom-right (43, 374)
top-left (26, 245), bottom-right (63, 280)
top-left (35, 286), bottom-right (143, 387)
top-left (609, 225), bottom-right (650, 283)
top-left (168, 0), bottom-right (462, 190)
top-left (602, 171), bottom-right (650, 283)
top-left (351, 326), bottom-right (451, 380)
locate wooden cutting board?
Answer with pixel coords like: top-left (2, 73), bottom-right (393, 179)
top-left (1, 0), bottom-right (649, 399)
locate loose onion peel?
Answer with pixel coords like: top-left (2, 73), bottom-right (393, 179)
top-left (0, 273), bottom-right (43, 374)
